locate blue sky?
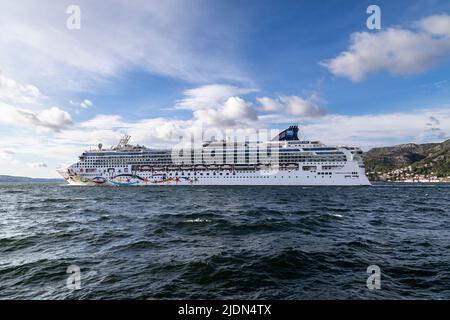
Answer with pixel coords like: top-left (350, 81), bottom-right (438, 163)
top-left (0, 0), bottom-right (449, 177)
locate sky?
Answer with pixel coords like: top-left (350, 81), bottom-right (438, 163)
top-left (0, 0), bottom-right (449, 178)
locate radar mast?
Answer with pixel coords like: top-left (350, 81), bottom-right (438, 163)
top-left (117, 134), bottom-right (131, 148)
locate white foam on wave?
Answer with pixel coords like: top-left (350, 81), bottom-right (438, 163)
top-left (185, 218), bottom-right (210, 223)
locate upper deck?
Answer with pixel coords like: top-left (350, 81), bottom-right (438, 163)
top-left (76, 126), bottom-right (363, 169)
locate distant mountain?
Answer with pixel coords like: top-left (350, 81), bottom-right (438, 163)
top-left (364, 139), bottom-right (450, 179)
top-left (0, 175), bottom-right (63, 183)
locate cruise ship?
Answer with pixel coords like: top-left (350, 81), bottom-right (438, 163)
top-left (57, 126), bottom-right (371, 186)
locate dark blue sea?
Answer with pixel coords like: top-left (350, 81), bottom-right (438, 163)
top-left (0, 183), bottom-right (449, 299)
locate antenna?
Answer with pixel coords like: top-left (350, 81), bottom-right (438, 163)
top-left (117, 134), bottom-right (131, 148)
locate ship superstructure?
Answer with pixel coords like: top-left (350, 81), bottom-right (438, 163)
top-left (57, 126), bottom-right (371, 186)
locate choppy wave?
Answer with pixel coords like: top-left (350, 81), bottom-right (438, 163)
top-left (0, 182), bottom-right (449, 299)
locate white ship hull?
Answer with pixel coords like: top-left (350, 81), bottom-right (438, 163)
top-left (57, 166), bottom-right (371, 187)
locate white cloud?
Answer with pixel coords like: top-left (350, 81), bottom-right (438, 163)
top-left (29, 162), bottom-right (48, 168)
top-left (80, 114), bottom-right (125, 130)
top-left (323, 14), bottom-right (450, 81)
top-left (221, 97), bottom-right (257, 122)
top-left (131, 118), bottom-right (195, 145)
top-left (261, 107), bottom-right (450, 148)
top-left (80, 99), bottom-right (93, 109)
top-left (0, 0), bottom-right (248, 91)
top-left (173, 84), bottom-right (259, 127)
top-left (417, 14), bottom-right (450, 37)
top-left (258, 94), bottom-right (327, 117)
top-left (55, 104), bottom-right (450, 157)
top-left (0, 74), bottom-right (73, 132)
top-left (193, 96), bottom-right (258, 127)
top-left (2, 104), bottom-right (73, 132)
top-left (176, 84), bottom-right (258, 110)
top-left (281, 95), bottom-right (327, 117)
top-left (0, 74), bottom-right (45, 106)
top-left (257, 97), bottom-right (281, 112)
top-left (32, 107), bottom-right (73, 130)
